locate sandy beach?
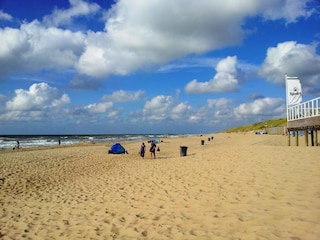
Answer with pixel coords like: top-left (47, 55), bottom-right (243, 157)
top-left (0, 133), bottom-right (319, 240)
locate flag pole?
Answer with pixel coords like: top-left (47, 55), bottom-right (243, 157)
top-left (285, 73), bottom-right (291, 145)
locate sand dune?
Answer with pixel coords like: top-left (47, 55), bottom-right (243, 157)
top-left (1, 133), bottom-right (319, 239)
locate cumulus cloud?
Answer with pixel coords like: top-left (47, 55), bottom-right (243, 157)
top-left (0, 21), bottom-right (85, 78)
top-left (0, 0), bottom-right (317, 133)
top-left (143, 95), bottom-right (192, 121)
top-left (206, 97), bottom-right (235, 120)
top-left (42, 0), bottom-right (100, 27)
top-left (64, 100), bottom-right (117, 124)
top-left (102, 90), bottom-right (145, 102)
top-left (78, 0), bottom-right (242, 77)
top-left (77, 0), bottom-right (313, 77)
top-left (204, 97), bottom-right (286, 128)
top-left (6, 82), bottom-right (70, 111)
top-left (259, 41), bottom-right (320, 87)
top-left (171, 103), bottom-right (192, 120)
top-left (0, 0), bottom-right (315, 79)
top-left (84, 102), bottom-right (113, 113)
top-left (0, 10), bottom-right (13, 21)
top-left (207, 98), bottom-right (232, 108)
top-left (0, 0), bottom-right (91, 79)
top-left (143, 95), bottom-right (174, 121)
top-left (261, 0), bottom-right (314, 23)
top-left (234, 97), bottom-right (285, 118)
top-left (185, 56), bottom-right (239, 93)
top-left (1, 83), bottom-right (70, 122)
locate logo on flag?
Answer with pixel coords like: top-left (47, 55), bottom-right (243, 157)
top-left (286, 76), bottom-right (302, 106)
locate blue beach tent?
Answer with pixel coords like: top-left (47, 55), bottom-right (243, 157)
top-left (109, 143), bottom-right (126, 154)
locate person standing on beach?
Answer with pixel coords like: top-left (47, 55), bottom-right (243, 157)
top-left (140, 142), bottom-right (145, 158)
top-left (150, 141), bottom-right (156, 159)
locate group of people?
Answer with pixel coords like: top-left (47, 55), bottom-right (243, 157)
top-left (140, 141), bottom-right (159, 159)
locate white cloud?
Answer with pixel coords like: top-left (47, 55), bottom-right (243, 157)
top-left (85, 102), bottom-right (113, 113)
top-left (1, 83), bottom-right (70, 122)
top-left (0, 21), bottom-right (85, 77)
top-left (0, 0), bottom-right (314, 79)
top-left (0, 27), bottom-right (28, 58)
top-left (0, 10), bottom-right (13, 21)
top-left (62, 100), bottom-right (119, 126)
top-left (259, 41), bottom-right (320, 88)
top-left (0, 110), bottom-right (42, 122)
top-left (143, 95), bottom-right (174, 121)
top-left (185, 56), bottom-right (239, 93)
top-left (171, 102), bottom-right (192, 120)
top-left (234, 97), bottom-right (285, 118)
top-left (261, 0), bottom-right (314, 23)
top-left (0, 0), bottom-right (317, 134)
top-left (102, 90), bottom-right (145, 102)
top-left (0, 0), bottom-right (92, 79)
top-left (78, 0), bottom-right (246, 77)
top-left (107, 110), bottom-right (120, 119)
top-left (76, 0), bottom-right (314, 77)
top-left (52, 94), bottom-right (70, 107)
top-left (143, 95), bottom-right (193, 121)
top-left (207, 98), bottom-right (232, 108)
top-left (42, 0), bottom-right (100, 27)
top-left (6, 83), bottom-right (70, 111)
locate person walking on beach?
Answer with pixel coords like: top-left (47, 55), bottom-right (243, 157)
top-left (13, 140), bottom-right (20, 150)
top-left (150, 141), bottom-right (156, 159)
top-left (140, 142), bottom-right (145, 158)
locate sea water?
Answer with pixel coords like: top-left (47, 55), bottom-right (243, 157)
top-left (0, 134), bottom-right (187, 150)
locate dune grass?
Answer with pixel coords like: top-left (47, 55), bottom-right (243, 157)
top-left (222, 118), bottom-right (287, 133)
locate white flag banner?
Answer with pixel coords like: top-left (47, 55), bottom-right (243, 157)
top-left (286, 77), bottom-right (302, 106)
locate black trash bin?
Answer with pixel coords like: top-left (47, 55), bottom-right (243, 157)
top-left (201, 140), bottom-right (205, 145)
top-left (180, 146), bottom-right (188, 156)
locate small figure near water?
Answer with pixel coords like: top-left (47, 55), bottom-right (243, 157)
top-left (140, 142), bottom-right (145, 158)
top-left (13, 140), bottom-right (20, 150)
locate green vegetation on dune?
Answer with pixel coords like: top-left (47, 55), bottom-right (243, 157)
top-left (222, 118), bottom-right (287, 133)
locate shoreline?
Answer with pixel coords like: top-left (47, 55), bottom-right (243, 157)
top-left (1, 133), bottom-right (319, 239)
top-left (0, 141), bottom-right (104, 153)
top-left (0, 133), bottom-right (195, 151)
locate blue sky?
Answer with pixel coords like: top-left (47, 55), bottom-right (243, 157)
top-left (0, 0), bottom-right (319, 134)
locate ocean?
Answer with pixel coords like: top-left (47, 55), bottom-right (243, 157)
top-left (0, 134), bottom-right (187, 150)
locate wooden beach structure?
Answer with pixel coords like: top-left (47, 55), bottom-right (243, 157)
top-left (286, 75), bottom-right (320, 146)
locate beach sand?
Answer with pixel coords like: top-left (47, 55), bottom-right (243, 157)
top-left (0, 133), bottom-right (319, 240)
